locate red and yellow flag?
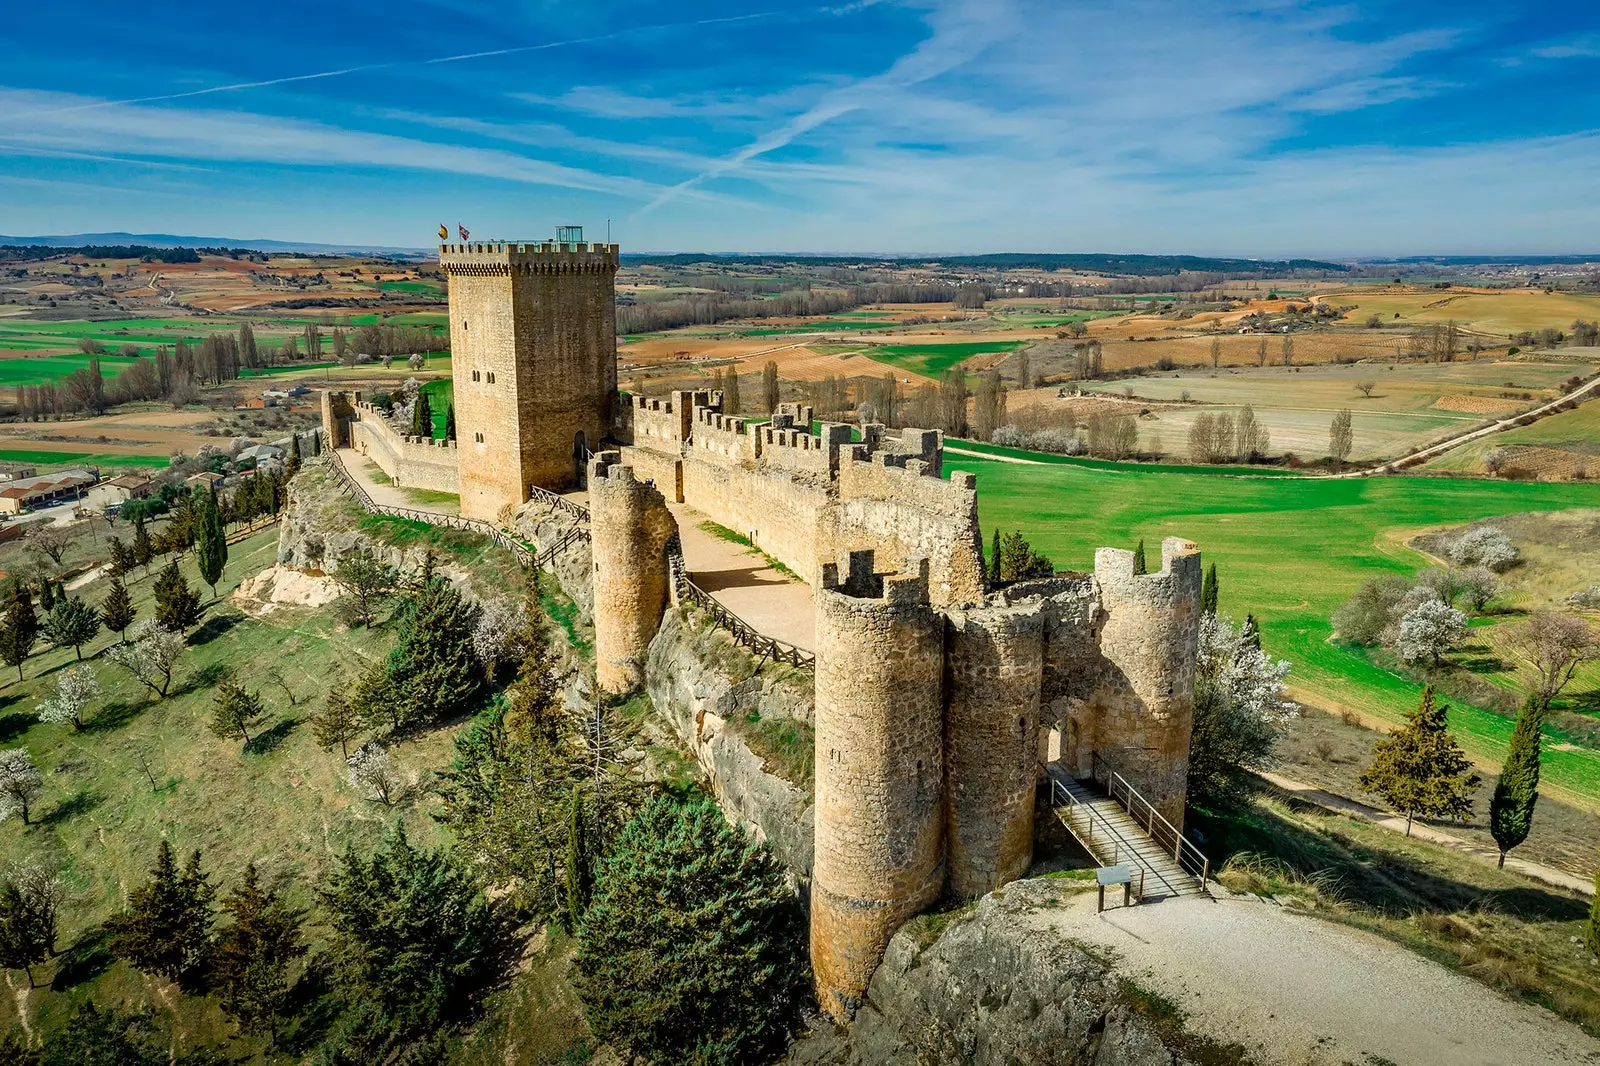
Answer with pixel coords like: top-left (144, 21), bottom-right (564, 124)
top-left (437, 224), bottom-right (448, 241)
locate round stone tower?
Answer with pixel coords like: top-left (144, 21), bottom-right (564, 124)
top-left (811, 550), bottom-right (945, 1021)
top-left (588, 451), bottom-right (677, 693)
top-left (1092, 537), bottom-right (1203, 826)
top-left (944, 601), bottom-right (1045, 898)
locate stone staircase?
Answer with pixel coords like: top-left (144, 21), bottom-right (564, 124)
top-left (1044, 763), bottom-right (1208, 900)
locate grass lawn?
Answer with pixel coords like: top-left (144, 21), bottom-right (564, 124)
top-left (0, 354), bottom-right (140, 386)
top-left (956, 455), bottom-right (1600, 801)
top-left (865, 340), bottom-right (1027, 378)
top-left (0, 526), bottom-right (466, 1054)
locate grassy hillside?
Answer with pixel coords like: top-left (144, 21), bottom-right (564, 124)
top-left (959, 456), bottom-right (1600, 801)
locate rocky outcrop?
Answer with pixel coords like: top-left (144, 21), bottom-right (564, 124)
top-left (645, 606), bottom-right (816, 881)
top-left (789, 879), bottom-right (1196, 1066)
top-left (513, 499), bottom-right (594, 623)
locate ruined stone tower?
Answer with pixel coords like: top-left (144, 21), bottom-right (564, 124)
top-left (811, 552), bottom-right (946, 1019)
top-left (588, 451), bottom-right (676, 694)
top-left (439, 235), bottom-right (620, 521)
top-left (1087, 537), bottom-right (1204, 825)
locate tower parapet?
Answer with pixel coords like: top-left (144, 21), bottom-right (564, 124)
top-left (1092, 537), bottom-right (1203, 824)
top-left (441, 238), bottom-right (621, 519)
top-left (811, 551), bottom-right (945, 1020)
top-left (588, 451), bottom-right (677, 693)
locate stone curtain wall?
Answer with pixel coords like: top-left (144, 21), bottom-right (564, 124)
top-left (343, 398), bottom-right (462, 494)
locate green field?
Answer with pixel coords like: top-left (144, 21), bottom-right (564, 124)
top-left (1423, 396), bottom-right (1600, 474)
top-left (0, 353), bottom-right (141, 385)
top-left (0, 448), bottom-right (168, 470)
top-left (958, 456), bottom-right (1600, 801)
top-left (865, 340), bottom-right (1027, 378)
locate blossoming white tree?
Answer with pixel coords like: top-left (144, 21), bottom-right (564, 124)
top-left (107, 620), bottom-right (187, 698)
top-left (1395, 599), bottom-right (1468, 666)
top-left (1187, 614), bottom-right (1298, 808)
top-left (0, 748), bottom-right (43, 825)
top-left (35, 664), bottom-right (102, 730)
top-left (347, 743), bottom-right (404, 807)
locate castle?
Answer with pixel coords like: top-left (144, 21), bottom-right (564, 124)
top-left (320, 234), bottom-right (1203, 1021)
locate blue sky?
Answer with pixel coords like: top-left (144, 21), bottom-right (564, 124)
top-left (2, 1), bottom-right (1598, 256)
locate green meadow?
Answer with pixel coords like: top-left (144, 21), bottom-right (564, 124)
top-left (0, 448), bottom-right (167, 469)
top-left (865, 339), bottom-right (1027, 378)
top-left (956, 454), bottom-right (1600, 801)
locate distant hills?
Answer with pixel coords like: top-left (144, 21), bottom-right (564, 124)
top-left (621, 252), bottom-right (1351, 275)
top-left (0, 232), bottom-right (428, 256)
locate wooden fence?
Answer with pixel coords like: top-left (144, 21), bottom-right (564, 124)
top-left (666, 532), bottom-right (815, 669)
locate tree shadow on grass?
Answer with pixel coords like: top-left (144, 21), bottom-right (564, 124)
top-left (83, 699), bottom-right (146, 734)
top-left (37, 788), bottom-right (104, 827)
top-left (244, 718), bottom-right (298, 756)
top-left (0, 710), bottom-right (34, 743)
top-left (1193, 794), bottom-right (1587, 923)
top-left (173, 661), bottom-right (232, 698)
top-left (51, 927), bottom-right (114, 991)
top-left (190, 614), bottom-right (242, 647)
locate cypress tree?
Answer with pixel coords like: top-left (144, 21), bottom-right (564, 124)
top-left (132, 518), bottom-right (153, 572)
top-left (101, 574), bottom-right (136, 639)
top-left (44, 599), bottom-right (100, 660)
top-left (383, 577), bottom-right (481, 729)
top-left (154, 559), bottom-right (202, 631)
top-left (1201, 562), bottom-right (1219, 616)
top-left (194, 488), bottom-right (227, 598)
top-left (411, 389), bottom-right (433, 439)
top-left (284, 433), bottom-right (301, 477)
top-left (444, 403), bottom-right (457, 442)
top-left (565, 786), bottom-right (590, 932)
top-left (213, 863), bottom-right (305, 1043)
top-left (1242, 612), bottom-right (1261, 649)
top-left (1489, 697), bottom-right (1543, 868)
top-left (1133, 538), bottom-right (1147, 575)
top-left (38, 578), bottom-right (54, 613)
top-left (989, 529), bottom-right (1002, 584)
top-left (1358, 685), bottom-right (1481, 834)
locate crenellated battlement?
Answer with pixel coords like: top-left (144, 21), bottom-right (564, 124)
top-left (439, 242), bottom-right (620, 276)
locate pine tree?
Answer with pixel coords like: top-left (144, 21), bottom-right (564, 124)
top-left (9, 585), bottom-right (36, 666)
top-left (100, 575), bottom-right (136, 639)
top-left (1358, 685), bottom-right (1481, 834)
top-left (1201, 562), bottom-right (1219, 616)
top-left (153, 559), bottom-right (201, 631)
top-left (43, 599), bottom-right (100, 660)
top-left (107, 841), bottom-right (215, 983)
top-left (382, 577), bottom-right (482, 729)
top-left (210, 681), bottom-right (267, 746)
top-left (284, 433), bottom-right (301, 477)
top-left (1489, 697), bottom-right (1543, 868)
top-left (37, 578), bottom-right (54, 613)
top-left (1133, 538), bottom-right (1147, 575)
top-left (132, 518), bottom-right (153, 572)
top-left (444, 403), bottom-right (457, 442)
top-left (213, 864), bottom-right (305, 1043)
top-left (574, 797), bottom-right (807, 1066)
top-left (0, 613), bottom-right (26, 684)
top-left (312, 687), bottom-right (363, 759)
top-left (0, 877), bottom-right (55, 987)
top-left (565, 786), bottom-right (589, 932)
top-left (194, 487), bottom-right (227, 598)
top-left (989, 528), bottom-right (1002, 585)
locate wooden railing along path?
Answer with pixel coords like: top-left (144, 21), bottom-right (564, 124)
top-left (666, 532), bottom-right (815, 670)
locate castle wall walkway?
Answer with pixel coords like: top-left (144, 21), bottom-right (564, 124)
top-left (668, 502), bottom-right (816, 653)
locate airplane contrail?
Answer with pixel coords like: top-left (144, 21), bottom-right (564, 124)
top-left (0, 12), bottom-right (779, 122)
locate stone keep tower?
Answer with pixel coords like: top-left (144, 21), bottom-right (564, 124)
top-left (811, 551), bottom-right (946, 1020)
top-left (439, 234), bottom-right (620, 521)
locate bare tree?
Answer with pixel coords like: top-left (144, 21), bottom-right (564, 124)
top-left (1210, 337), bottom-right (1222, 368)
top-left (1282, 337), bottom-right (1294, 367)
top-left (1328, 409), bottom-right (1354, 471)
top-left (1356, 380), bottom-right (1377, 398)
top-left (1509, 611), bottom-right (1600, 712)
top-left (28, 524), bottom-right (73, 569)
top-left (1257, 338), bottom-right (1268, 366)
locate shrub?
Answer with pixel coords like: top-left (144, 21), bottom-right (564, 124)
top-left (1449, 526), bottom-right (1518, 571)
top-left (1331, 575), bottom-right (1410, 646)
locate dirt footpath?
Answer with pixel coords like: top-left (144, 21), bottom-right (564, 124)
top-left (1041, 890), bottom-right (1600, 1066)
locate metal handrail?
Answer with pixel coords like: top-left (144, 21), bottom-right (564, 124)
top-left (527, 483), bottom-right (590, 522)
top-left (1045, 772), bottom-right (1153, 900)
top-left (1090, 752), bottom-right (1211, 888)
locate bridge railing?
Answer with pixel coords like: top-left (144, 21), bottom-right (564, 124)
top-left (1090, 751), bottom-right (1211, 889)
top-left (1044, 771), bottom-right (1154, 900)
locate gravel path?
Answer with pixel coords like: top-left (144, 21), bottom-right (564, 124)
top-left (1039, 891), bottom-right (1600, 1066)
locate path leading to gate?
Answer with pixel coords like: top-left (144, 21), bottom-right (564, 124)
top-left (340, 451), bottom-right (461, 514)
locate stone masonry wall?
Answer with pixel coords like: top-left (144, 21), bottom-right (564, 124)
top-left (346, 402), bottom-right (461, 493)
top-left (589, 453), bottom-right (677, 693)
top-left (811, 553), bottom-right (946, 1021)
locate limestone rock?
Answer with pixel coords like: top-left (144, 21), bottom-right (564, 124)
top-left (790, 879), bottom-right (1192, 1066)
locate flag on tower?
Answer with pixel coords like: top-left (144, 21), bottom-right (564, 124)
top-left (458, 224), bottom-right (470, 241)
top-left (438, 224), bottom-right (448, 241)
